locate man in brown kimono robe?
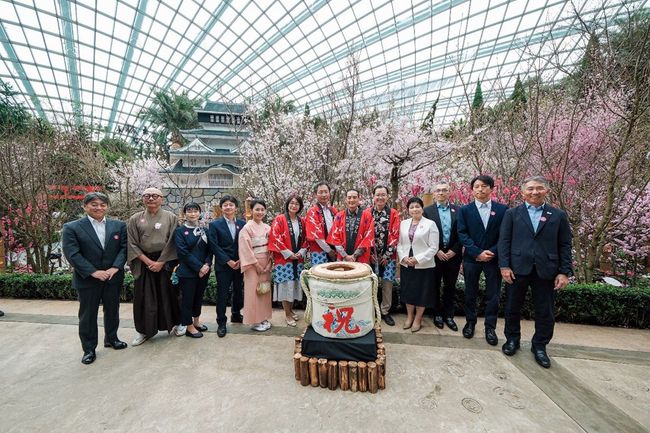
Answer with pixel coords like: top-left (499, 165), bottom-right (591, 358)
top-left (127, 187), bottom-right (180, 345)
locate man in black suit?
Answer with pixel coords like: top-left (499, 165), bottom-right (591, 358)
top-left (208, 195), bottom-right (246, 338)
top-left (457, 175), bottom-right (508, 346)
top-left (62, 192), bottom-right (128, 365)
top-left (498, 176), bottom-right (572, 368)
top-left (423, 182), bottom-right (462, 331)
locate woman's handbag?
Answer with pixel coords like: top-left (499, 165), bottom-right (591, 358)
top-left (170, 264), bottom-right (179, 285)
top-left (256, 280), bottom-right (271, 295)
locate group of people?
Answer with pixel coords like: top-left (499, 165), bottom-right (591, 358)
top-left (62, 175), bottom-right (572, 370)
top-left (394, 175), bottom-right (572, 369)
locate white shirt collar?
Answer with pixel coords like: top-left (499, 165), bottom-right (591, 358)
top-left (475, 199), bottom-right (491, 209)
top-left (87, 215), bottom-right (106, 224)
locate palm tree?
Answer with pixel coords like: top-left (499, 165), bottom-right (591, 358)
top-left (139, 88), bottom-right (202, 161)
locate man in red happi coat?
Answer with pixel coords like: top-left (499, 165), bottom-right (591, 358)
top-left (363, 185), bottom-right (400, 326)
top-left (305, 182), bottom-right (338, 265)
top-left (327, 189), bottom-right (374, 264)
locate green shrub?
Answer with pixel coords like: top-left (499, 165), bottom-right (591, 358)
top-left (389, 281), bottom-right (649, 329)
top-left (554, 284), bottom-right (649, 328)
top-left (444, 283), bottom-right (649, 328)
top-left (0, 272), bottom-right (220, 304)
top-left (1, 273), bottom-right (648, 328)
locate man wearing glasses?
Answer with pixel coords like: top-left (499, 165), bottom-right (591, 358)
top-left (424, 182), bottom-right (462, 332)
top-left (127, 187), bottom-right (180, 346)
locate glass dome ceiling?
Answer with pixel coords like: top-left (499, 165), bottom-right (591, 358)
top-left (0, 0), bottom-right (646, 138)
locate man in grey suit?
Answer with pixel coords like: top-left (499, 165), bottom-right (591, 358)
top-left (62, 192), bottom-right (128, 365)
top-left (498, 176), bottom-right (572, 368)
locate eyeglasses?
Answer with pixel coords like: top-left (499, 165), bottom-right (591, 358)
top-left (435, 188), bottom-right (449, 193)
top-left (143, 194), bottom-right (161, 200)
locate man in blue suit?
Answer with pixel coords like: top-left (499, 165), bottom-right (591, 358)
top-left (498, 176), bottom-right (572, 368)
top-left (423, 182), bottom-right (462, 332)
top-left (208, 195), bottom-right (246, 338)
top-left (62, 192), bottom-right (128, 365)
top-left (457, 175), bottom-right (508, 346)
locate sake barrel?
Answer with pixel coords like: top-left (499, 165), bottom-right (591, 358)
top-left (301, 262), bottom-right (380, 339)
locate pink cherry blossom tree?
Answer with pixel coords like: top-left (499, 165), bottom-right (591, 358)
top-left (108, 157), bottom-right (165, 218)
top-left (241, 104), bottom-right (330, 214)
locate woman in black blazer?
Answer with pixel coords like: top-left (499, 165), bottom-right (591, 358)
top-left (397, 197), bottom-right (439, 332)
top-left (175, 202), bottom-right (213, 338)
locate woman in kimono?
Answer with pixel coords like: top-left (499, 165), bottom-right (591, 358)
top-left (239, 199), bottom-right (273, 332)
top-left (269, 195), bottom-right (308, 327)
top-left (174, 202), bottom-right (212, 338)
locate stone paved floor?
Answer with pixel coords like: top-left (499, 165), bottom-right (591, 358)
top-left (1, 298), bottom-right (648, 433)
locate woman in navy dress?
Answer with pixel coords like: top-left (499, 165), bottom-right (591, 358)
top-left (175, 202), bottom-right (213, 338)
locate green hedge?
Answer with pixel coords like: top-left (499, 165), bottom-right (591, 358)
top-left (0, 273), bottom-right (648, 328)
top-left (440, 283), bottom-right (649, 329)
top-left (0, 273), bottom-right (222, 305)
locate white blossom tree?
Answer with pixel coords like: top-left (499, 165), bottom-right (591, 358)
top-left (240, 108), bottom-right (330, 214)
top-left (338, 117), bottom-right (454, 207)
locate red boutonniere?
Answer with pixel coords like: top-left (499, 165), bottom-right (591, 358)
top-left (113, 234), bottom-right (119, 240)
top-left (184, 231), bottom-right (189, 235)
top-left (540, 217), bottom-right (547, 222)
top-left (490, 211), bottom-right (496, 216)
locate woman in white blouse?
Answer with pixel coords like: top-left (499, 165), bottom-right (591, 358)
top-left (397, 197), bottom-right (440, 332)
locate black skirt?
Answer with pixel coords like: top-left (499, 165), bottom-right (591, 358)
top-left (400, 265), bottom-right (435, 307)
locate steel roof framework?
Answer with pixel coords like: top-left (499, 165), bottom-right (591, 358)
top-left (0, 0), bottom-right (646, 139)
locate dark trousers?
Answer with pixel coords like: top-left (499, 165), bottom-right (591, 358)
top-left (179, 276), bottom-right (208, 326)
top-left (215, 267), bottom-right (243, 325)
top-left (504, 270), bottom-right (555, 348)
top-left (433, 252), bottom-right (461, 318)
top-left (77, 282), bottom-right (120, 352)
top-left (463, 260), bottom-right (501, 329)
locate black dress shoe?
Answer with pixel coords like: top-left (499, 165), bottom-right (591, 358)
top-left (531, 347), bottom-right (551, 368)
top-left (81, 351), bottom-right (96, 365)
top-left (501, 340), bottom-right (520, 356)
top-left (217, 324), bottom-right (227, 338)
top-left (485, 328), bottom-right (498, 346)
top-left (433, 316), bottom-right (444, 329)
top-left (185, 330), bottom-right (203, 338)
top-left (195, 324), bottom-right (208, 332)
top-left (462, 322), bottom-right (475, 339)
top-left (381, 314), bottom-right (395, 326)
top-left (230, 314), bottom-right (243, 323)
top-left (0, 310), bottom-right (4, 317)
top-left (444, 317), bottom-right (458, 332)
top-left (104, 339), bottom-right (128, 350)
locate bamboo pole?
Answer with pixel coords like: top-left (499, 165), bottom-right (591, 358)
top-left (309, 358), bottom-right (319, 387)
top-left (338, 361), bottom-right (349, 391)
top-left (293, 353), bottom-right (302, 381)
top-left (300, 356), bottom-right (310, 386)
top-left (367, 361), bottom-right (378, 394)
top-left (318, 358), bottom-right (328, 388)
top-left (327, 360), bottom-right (338, 390)
top-left (377, 358), bottom-right (386, 390)
top-left (358, 362), bottom-right (368, 392)
top-left (349, 361), bottom-right (358, 392)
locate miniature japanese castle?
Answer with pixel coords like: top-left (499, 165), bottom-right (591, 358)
top-left (162, 101), bottom-right (248, 211)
